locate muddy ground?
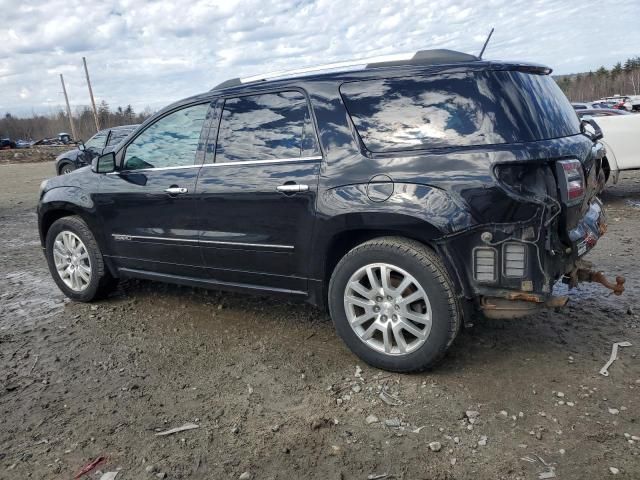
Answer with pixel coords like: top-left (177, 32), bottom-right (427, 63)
top-left (1, 160), bottom-right (639, 480)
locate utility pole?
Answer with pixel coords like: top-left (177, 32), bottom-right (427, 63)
top-left (83, 57), bottom-right (100, 132)
top-left (59, 74), bottom-right (78, 141)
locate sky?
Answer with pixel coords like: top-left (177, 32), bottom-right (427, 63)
top-left (1, 0), bottom-right (639, 117)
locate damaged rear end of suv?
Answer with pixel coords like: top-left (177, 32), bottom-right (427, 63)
top-left (329, 53), bottom-right (623, 363)
top-left (418, 67), bottom-right (621, 320)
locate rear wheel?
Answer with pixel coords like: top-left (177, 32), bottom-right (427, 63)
top-left (45, 216), bottom-right (116, 301)
top-left (328, 237), bottom-right (461, 372)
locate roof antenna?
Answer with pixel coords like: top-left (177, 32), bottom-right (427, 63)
top-left (478, 27), bottom-right (494, 59)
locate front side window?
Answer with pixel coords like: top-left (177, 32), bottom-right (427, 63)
top-left (84, 132), bottom-right (108, 151)
top-left (214, 91), bottom-right (319, 163)
top-left (124, 104), bottom-right (208, 170)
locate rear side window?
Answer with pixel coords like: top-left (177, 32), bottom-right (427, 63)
top-left (340, 71), bottom-right (581, 152)
top-left (214, 91), bottom-right (319, 163)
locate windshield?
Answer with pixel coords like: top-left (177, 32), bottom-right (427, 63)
top-left (84, 131), bottom-right (108, 150)
top-left (340, 70), bottom-right (581, 152)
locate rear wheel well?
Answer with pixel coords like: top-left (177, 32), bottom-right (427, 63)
top-left (324, 229), bottom-right (437, 290)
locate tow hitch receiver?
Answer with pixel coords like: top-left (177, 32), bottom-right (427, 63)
top-left (564, 259), bottom-right (626, 296)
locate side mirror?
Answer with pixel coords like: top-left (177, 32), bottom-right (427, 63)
top-left (92, 152), bottom-right (116, 173)
top-left (77, 141), bottom-right (85, 151)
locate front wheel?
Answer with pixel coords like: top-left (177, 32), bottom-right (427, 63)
top-left (328, 237), bottom-right (461, 372)
top-left (59, 163), bottom-right (75, 175)
top-left (45, 216), bottom-right (116, 302)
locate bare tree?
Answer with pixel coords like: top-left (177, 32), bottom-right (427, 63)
top-left (0, 105), bottom-right (153, 141)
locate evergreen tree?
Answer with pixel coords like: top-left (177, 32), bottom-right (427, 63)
top-left (124, 105), bottom-right (135, 122)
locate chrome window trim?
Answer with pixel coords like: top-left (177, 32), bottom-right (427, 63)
top-left (107, 164), bottom-right (202, 174)
top-left (107, 155), bottom-right (323, 174)
top-left (111, 234), bottom-right (294, 250)
top-left (206, 155), bottom-right (322, 168)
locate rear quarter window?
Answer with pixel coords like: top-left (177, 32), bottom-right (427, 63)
top-left (340, 71), bottom-right (581, 153)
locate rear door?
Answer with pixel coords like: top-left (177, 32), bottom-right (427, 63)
top-left (97, 102), bottom-right (210, 275)
top-left (195, 90), bottom-right (322, 293)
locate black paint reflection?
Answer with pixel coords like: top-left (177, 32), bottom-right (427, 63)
top-left (340, 71), bottom-right (581, 152)
top-left (215, 91), bottom-right (319, 162)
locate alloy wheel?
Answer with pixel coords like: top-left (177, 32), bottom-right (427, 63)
top-left (53, 231), bottom-right (92, 291)
top-left (343, 262), bottom-right (432, 355)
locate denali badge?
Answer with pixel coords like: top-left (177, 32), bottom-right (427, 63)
top-left (113, 234), bottom-right (132, 241)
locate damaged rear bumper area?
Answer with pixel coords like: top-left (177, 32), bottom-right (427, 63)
top-left (438, 146), bottom-right (624, 319)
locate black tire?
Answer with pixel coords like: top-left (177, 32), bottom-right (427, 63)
top-left (59, 162), bottom-right (75, 175)
top-left (45, 215), bottom-right (116, 302)
top-left (328, 237), bottom-right (461, 372)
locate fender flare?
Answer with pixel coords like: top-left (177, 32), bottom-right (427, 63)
top-left (38, 187), bottom-right (98, 246)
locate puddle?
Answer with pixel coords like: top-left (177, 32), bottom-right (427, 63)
top-left (0, 270), bottom-right (65, 330)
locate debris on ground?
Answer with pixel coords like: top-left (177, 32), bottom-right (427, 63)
top-left (600, 341), bottom-right (632, 377)
top-left (367, 474), bottom-right (389, 479)
top-left (609, 467), bottom-right (620, 475)
top-left (74, 456), bottom-right (106, 479)
top-left (99, 472), bottom-right (119, 480)
top-left (379, 385), bottom-right (402, 406)
top-left (465, 410), bottom-right (480, 424)
top-left (365, 415), bottom-right (379, 424)
top-left (154, 423), bottom-right (199, 436)
top-left (384, 418), bottom-right (401, 428)
top-left (428, 441), bottom-right (442, 452)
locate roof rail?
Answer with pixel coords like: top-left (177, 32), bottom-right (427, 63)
top-left (211, 49), bottom-right (479, 90)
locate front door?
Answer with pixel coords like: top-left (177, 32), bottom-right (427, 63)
top-left (96, 102), bottom-right (210, 275)
top-left (195, 90), bottom-right (322, 293)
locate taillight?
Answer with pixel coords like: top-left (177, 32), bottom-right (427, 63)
top-left (557, 159), bottom-right (585, 205)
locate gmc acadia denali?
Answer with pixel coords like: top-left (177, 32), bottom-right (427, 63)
top-left (38, 49), bottom-right (622, 372)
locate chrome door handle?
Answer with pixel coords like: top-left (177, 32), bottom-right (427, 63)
top-left (276, 184), bottom-right (309, 193)
top-left (164, 187), bottom-right (188, 194)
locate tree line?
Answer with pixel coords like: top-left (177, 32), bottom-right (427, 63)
top-left (555, 56), bottom-right (640, 102)
top-left (0, 101), bottom-right (153, 142)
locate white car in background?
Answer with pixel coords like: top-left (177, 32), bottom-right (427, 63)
top-left (578, 109), bottom-right (640, 184)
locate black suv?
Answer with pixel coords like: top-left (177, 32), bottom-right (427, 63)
top-left (38, 49), bottom-right (615, 372)
top-left (55, 125), bottom-right (138, 175)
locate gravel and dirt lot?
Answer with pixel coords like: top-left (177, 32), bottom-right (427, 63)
top-left (1, 159), bottom-right (639, 480)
